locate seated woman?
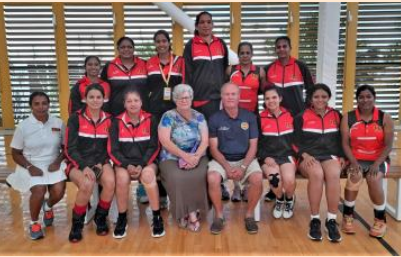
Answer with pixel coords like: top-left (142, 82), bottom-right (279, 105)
top-left (8, 92), bottom-right (66, 240)
top-left (341, 85), bottom-right (394, 238)
top-left (158, 84), bottom-right (209, 232)
top-left (258, 87), bottom-right (296, 219)
top-left (108, 89), bottom-right (164, 239)
top-left (294, 83), bottom-right (345, 243)
top-left (65, 84), bottom-right (115, 243)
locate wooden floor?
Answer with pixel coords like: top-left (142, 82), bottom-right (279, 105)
top-left (0, 180), bottom-right (400, 256)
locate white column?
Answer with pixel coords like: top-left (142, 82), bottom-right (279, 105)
top-left (316, 2), bottom-right (341, 107)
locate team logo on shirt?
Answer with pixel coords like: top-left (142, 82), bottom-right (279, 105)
top-left (51, 127), bottom-right (61, 132)
top-left (241, 122), bottom-right (249, 130)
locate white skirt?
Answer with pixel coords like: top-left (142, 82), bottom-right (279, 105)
top-left (6, 161), bottom-right (67, 193)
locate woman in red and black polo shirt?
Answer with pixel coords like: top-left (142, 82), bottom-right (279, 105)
top-left (101, 37), bottom-right (148, 116)
top-left (294, 83), bottom-right (345, 242)
top-left (258, 87), bottom-right (296, 219)
top-left (228, 42), bottom-right (266, 114)
top-left (341, 85), bottom-right (394, 238)
top-left (147, 30), bottom-right (185, 120)
top-left (69, 56), bottom-right (111, 114)
top-left (65, 84), bottom-right (114, 243)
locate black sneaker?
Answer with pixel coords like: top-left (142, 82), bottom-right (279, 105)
top-left (69, 212), bottom-right (85, 243)
top-left (210, 217), bottom-right (225, 235)
top-left (325, 219), bottom-right (342, 242)
top-left (244, 217), bottom-right (258, 234)
top-left (308, 218), bottom-right (323, 241)
top-left (264, 189), bottom-right (276, 202)
top-left (94, 206), bottom-right (109, 236)
top-left (151, 215), bottom-right (166, 238)
top-left (221, 183), bottom-right (230, 201)
top-left (113, 215), bottom-right (127, 239)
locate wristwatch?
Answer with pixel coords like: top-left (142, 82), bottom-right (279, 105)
top-left (240, 164), bottom-right (247, 171)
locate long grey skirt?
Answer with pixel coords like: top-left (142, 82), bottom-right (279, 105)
top-left (159, 156), bottom-right (210, 220)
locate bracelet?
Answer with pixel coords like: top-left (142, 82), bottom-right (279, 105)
top-left (25, 164), bottom-right (33, 170)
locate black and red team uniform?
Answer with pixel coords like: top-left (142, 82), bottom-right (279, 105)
top-left (294, 107), bottom-right (343, 163)
top-left (348, 107), bottom-right (390, 175)
top-left (230, 64), bottom-right (261, 113)
top-left (68, 76), bottom-right (111, 114)
top-left (258, 107), bottom-right (296, 165)
top-left (146, 54), bottom-right (185, 120)
top-left (184, 35), bottom-right (228, 119)
top-left (265, 57), bottom-right (314, 116)
top-left (65, 108), bottom-right (112, 176)
top-left (101, 56), bottom-right (148, 116)
top-left (107, 110), bottom-right (160, 169)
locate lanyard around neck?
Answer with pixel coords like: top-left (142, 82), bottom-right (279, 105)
top-left (159, 54), bottom-right (174, 87)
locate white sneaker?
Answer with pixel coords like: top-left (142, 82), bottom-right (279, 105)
top-left (273, 200), bottom-right (284, 219)
top-left (283, 196), bottom-right (295, 219)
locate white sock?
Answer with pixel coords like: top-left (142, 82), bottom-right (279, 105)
top-left (311, 214), bottom-right (320, 220)
top-left (30, 220), bottom-right (39, 225)
top-left (373, 203), bottom-right (385, 211)
top-left (327, 212), bottom-right (337, 221)
top-left (344, 200), bottom-right (355, 207)
top-left (44, 201), bottom-right (52, 211)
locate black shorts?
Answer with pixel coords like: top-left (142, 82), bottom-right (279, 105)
top-left (260, 156), bottom-right (296, 166)
top-left (358, 160), bottom-right (390, 176)
top-left (299, 155), bottom-right (339, 163)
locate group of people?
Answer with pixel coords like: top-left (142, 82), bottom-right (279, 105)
top-left (7, 11), bottom-right (393, 245)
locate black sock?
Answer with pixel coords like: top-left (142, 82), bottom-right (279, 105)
top-left (374, 209), bottom-right (386, 222)
top-left (343, 205), bottom-right (354, 216)
top-left (152, 209), bottom-right (161, 217)
top-left (118, 211), bottom-right (127, 220)
top-left (277, 195), bottom-right (285, 202)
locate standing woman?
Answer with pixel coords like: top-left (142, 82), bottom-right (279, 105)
top-left (108, 89), bottom-right (164, 239)
top-left (183, 11), bottom-right (229, 120)
top-left (147, 29), bottom-right (185, 119)
top-left (69, 55), bottom-right (111, 114)
top-left (228, 42), bottom-right (266, 202)
top-left (294, 83), bottom-right (345, 242)
top-left (101, 36), bottom-right (148, 116)
top-left (65, 84), bottom-right (115, 243)
top-left (258, 87), bottom-right (297, 219)
top-left (341, 85), bottom-right (393, 238)
top-left (227, 41), bottom-right (266, 113)
top-left (8, 92), bottom-right (66, 240)
top-left (158, 84), bottom-right (210, 232)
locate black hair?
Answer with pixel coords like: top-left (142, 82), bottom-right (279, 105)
top-left (194, 11), bottom-right (213, 35)
top-left (153, 29), bottom-right (172, 51)
top-left (275, 36), bottom-right (292, 49)
top-left (123, 88), bottom-right (142, 102)
top-left (29, 91), bottom-right (50, 107)
top-left (356, 84), bottom-right (376, 99)
top-left (306, 83), bottom-right (332, 106)
top-left (85, 83), bottom-right (105, 98)
top-left (116, 36), bottom-right (135, 49)
top-left (83, 55), bottom-right (101, 76)
top-left (262, 86), bottom-right (282, 109)
top-left (237, 42), bottom-right (253, 56)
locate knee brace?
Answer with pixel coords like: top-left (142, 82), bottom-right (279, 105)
top-left (345, 172), bottom-right (363, 192)
top-left (268, 173), bottom-right (280, 188)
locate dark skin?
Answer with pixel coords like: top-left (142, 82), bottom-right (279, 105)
top-left (341, 89), bottom-right (394, 205)
top-left (11, 95), bottom-right (65, 221)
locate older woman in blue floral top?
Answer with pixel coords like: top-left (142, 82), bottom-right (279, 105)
top-left (158, 84), bottom-right (209, 232)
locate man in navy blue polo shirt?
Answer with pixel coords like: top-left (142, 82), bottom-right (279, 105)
top-left (207, 82), bottom-right (263, 235)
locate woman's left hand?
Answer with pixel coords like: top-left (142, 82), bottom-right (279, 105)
top-left (48, 162), bottom-right (61, 172)
top-left (367, 163), bottom-right (380, 178)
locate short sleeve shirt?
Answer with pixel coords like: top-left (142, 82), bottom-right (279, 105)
top-left (11, 114), bottom-right (65, 164)
top-left (159, 109), bottom-right (207, 162)
top-left (209, 108), bottom-right (258, 161)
